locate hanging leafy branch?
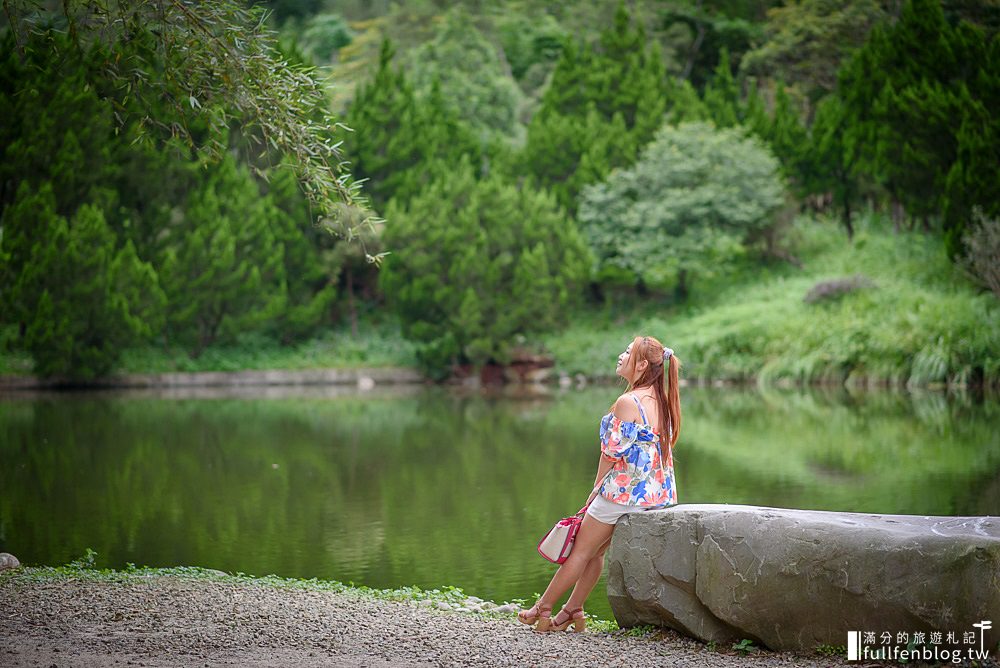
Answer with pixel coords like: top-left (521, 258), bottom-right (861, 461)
top-left (2, 0), bottom-right (384, 261)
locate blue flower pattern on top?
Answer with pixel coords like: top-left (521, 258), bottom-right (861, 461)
top-left (598, 394), bottom-right (678, 508)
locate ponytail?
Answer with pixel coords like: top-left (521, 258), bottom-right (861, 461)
top-left (665, 354), bottom-right (681, 447)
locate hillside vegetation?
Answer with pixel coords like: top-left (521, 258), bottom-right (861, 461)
top-left (1, 0), bottom-right (997, 385)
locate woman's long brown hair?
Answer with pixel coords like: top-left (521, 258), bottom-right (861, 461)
top-left (623, 335), bottom-right (682, 448)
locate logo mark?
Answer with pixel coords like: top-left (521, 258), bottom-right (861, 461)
top-left (848, 622), bottom-right (993, 663)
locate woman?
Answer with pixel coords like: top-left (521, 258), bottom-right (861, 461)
top-left (517, 335), bottom-right (681, 633)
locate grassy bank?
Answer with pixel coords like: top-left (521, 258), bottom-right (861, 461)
top-left (544, 213), bottom-right (999, 388)
top-left (2, 214), bottom-right (995, 388)
top-left (0, 320), bottom-right (418, 377)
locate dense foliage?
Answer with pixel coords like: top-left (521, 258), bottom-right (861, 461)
top-left (407, 9), bottom-right (526, 142)
top-left (380, 163), bottom-right (591, 376)
top-left (0, 30), bottom-right (345, 376)
top-left (517, 4), bottom-right (678, 215)
top-left (2, 0), bottom-right (371, 240)
top-left (340, 41), bottom-right (482, 212)
top-left (579, 122), bottom-right (785, 297)
top-left (836, 0), bottom-right (1000, 256)
top-left (2, 0), bottom-right (998, 384)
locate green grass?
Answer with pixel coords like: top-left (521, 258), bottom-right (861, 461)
top-left (117, 323), bottom-right (417, 373)
top-left (815, 643), bottom-right (848, 656)
top-left (0, 319), bottom-right (418, 377)
top-left (544, 213), bottom-right (1000, 388)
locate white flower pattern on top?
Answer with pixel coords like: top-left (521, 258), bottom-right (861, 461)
top-left (598, 395), bottom-right (677, 507)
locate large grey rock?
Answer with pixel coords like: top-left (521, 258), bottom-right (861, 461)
top-left (607, 504), bottom-right (1000, 651)
top-left (0, 553), bottom-right (20, 571)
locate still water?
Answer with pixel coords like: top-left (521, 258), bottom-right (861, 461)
top-left (2, 384), bottom-right (998, 622)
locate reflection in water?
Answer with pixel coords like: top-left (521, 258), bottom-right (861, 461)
top-left (1, 385), bottom-right (998, 622)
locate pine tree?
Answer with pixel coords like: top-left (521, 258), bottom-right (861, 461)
top-left (158, 157), bottom-right (287, 355)
top-left (703, 47), bottom-right (741, 128)
top-left (0, 33), bottom-right (116, 218)
top-left (380, 157), bottom-right (591, 377)
top-left (802, 95), bottom-right (862, 238)
top-left (341, 40), bottom-right (481, 211)
top-left (943, 29), bottom-right (1000, 256)
top-left (574, 109), bottom-right (638, 198)
top-left (533, 39), bottom-right (595, 117)
top-left (838, 0), bottom-right (996, 251)
top-left (1, 183), bottom-right (164, 378)
top-left (265, 167), bottom-right (337, 342)
top-left (1, 183), bottom-right (63, 333)
top-left (594, 4), bottom-right (667, 144)
top-left (742, 79), bottom-right (771, 138)
top-left (665, 78), bottom-right (709, 126)
top-left (738, 78), bottom-right (810, 195)
top-left (766, 84), bottom-right (809, 186)
top-left (518, 3), bottom-right (671, 216)
top-left (519, 109), bottom-right (576, 213)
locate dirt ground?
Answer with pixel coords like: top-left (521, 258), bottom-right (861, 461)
top-left (0, 571), bottom-right (882, 668)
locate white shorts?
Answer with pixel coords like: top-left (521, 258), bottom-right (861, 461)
top-left (586, 494), bottom-right (660, 525)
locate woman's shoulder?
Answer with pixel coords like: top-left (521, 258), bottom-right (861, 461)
top-left (612, 393), bottom-right (643, 423)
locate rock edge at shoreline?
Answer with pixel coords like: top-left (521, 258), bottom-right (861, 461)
top-left (3, 365), bottom-right (994, 393)
top-left (0, 366), bottom-right (426, 391)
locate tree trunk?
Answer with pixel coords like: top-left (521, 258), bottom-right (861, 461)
top-left (675, 270), bottom-right (689, 301)
top-left (636, 276), bottom-right (649, 297)
top-left (346, 266), bottom-right (358, 338)
top-left (891, 199), bottom-right (905, 233)
top-left (681, 1), bottom-right (706, 82)
top-left (841, 186), bottom-right (854, 241)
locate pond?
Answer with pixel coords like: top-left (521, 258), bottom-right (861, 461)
top-left (2, 384), bottom-right (998, 622)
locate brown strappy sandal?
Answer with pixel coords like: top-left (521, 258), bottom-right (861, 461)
top-left (517, 601), bottom-right (552, 629)
top-left (547, 606), bottom-right (586, 633)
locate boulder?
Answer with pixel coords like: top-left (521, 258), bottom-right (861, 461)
top-left (0, 553), bottom-right (20, 571)
top-left (606, 504), bottom-right (1000, 652)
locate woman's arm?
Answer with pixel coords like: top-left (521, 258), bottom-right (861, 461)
top-left (598, 395), bottom-right (644, 460)
top-left (585, 454), bottom-right (616, 507)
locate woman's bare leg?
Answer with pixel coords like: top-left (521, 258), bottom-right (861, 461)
top-left (537, 515), bottom-right (616, 608)
top-left (563, 534), bottom-right (613, 611)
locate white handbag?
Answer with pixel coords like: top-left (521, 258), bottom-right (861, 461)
top-left (537, 513), bottom-right (583, 564)
top-left (536, 472), bottom-right (613, 564)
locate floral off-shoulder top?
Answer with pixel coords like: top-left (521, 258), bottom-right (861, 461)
top-left (598, 394), bottom-right (677, 508)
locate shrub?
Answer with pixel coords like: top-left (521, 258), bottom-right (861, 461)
top-left (578, 121), bottom-right (786, 297)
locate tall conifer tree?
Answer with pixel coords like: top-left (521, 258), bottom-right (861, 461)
top-left (518, 3), bottom-right (671, 216)
top-left (703, 47), bottom-right (741, 128)
top-left (838, 0), bottom-right (997, 252)
top-left (342, 40), bottom-right (481, 212)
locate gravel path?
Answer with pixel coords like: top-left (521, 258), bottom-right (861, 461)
top-left (0, 572), bottom-right (860, 668)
